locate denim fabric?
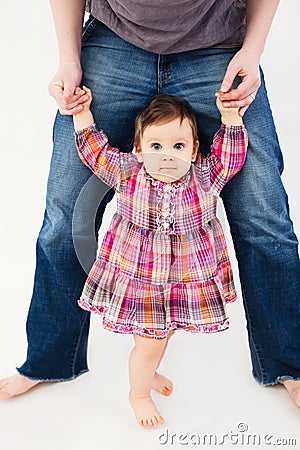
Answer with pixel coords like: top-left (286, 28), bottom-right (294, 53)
top-left (16, 17), bottom-right (300, 385)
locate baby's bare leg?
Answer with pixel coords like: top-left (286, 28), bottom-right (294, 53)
top-left (152, 330), bottom-right (175, 396)
top-left (128, 334), bottom-right (167, 427)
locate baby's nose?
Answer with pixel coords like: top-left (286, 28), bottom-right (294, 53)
top-left (162, 154), bottom-right (175, 160)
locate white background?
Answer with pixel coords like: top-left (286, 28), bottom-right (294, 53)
top-left (0, 1), bottom-right (299, 449)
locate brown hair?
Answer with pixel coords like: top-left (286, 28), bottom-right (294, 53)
top-left (134, 94), bottom-right (198, 149)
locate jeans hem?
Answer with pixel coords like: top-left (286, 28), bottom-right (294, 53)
top-left (253, 372), bottom-right (300, 387)
top-left (15, 367), bottom-right (89, 382)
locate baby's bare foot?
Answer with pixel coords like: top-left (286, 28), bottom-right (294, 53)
top-left (279, 379), bottom-right (300, 407)
top-left (0, 373), bottom-right (41, 400)
top-left (129, 391), bottom-right (164, 427)
top-left (151, 372), bottom-right (173, 396)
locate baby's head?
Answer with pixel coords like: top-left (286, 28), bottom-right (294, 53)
top-left (134, 95), bottom-right (199, 183)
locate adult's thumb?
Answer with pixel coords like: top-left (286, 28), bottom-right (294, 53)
top-left (62, 84), bottom-right (75, 100)
top-left (220, 66), bottom-right (236, 93)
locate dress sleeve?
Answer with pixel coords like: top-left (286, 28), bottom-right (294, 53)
top-left (74, 124), bottom-right (139, 191)
top-left (194, 124), bottom-right (248, 195)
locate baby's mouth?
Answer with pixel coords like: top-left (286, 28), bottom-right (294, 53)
top-left (160, 167), bottom-right (176, 170)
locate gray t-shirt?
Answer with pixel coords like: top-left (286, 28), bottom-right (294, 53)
top-left (85, 0), bottom-right (247, 54)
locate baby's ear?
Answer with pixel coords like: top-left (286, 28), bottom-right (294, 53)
top-left (134, 146), bottom-right (143, 163)
top-left (192, 140), bottom-right (199, 161)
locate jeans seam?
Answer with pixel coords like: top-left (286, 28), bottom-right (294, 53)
top-left (241, 287), bottom-right (266, 384)
top-left (157, 54), bottom-right (162, 94)
top-left (157, 55), bottom-right (173, 94)
top-left (70, 312), bottom-right (89, 376)
top-left (82, 16), bottom-right (97, 42)
top-left (250, 334), bottom-right (266, 384)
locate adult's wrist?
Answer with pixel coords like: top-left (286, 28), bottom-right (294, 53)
top-left (58, 59), bottom-right (82, 69)
top-left (240, 42), bottom-right (263, 61)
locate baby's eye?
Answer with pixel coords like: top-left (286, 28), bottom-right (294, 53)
top-left (174, 143), bottom-right (184, 150)
top-left (151, 143), bottom-right (162, 150)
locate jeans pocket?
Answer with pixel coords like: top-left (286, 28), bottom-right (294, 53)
top-left (82, 15), bottom-right (97, 41)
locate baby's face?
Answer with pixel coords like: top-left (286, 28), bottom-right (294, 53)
top-left (137, 118), bottom-right (199, 183)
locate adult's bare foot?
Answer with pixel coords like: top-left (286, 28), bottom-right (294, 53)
top-left (0, 373), bottom-right (41, 400)
top-left (278, 379), bottom-right (300, 407)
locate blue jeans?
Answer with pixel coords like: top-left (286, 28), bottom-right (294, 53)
top-left (16, 17), bottom-right (300, 385)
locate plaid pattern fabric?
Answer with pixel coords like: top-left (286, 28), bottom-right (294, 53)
top-left (194, 124), bottom-right (248, 195)
top-left (75, 123), bottom-right (248, 338)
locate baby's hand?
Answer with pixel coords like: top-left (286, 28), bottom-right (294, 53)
top-left (73, 86), bottom-right (95, 131)
top-left (216, 96), bottom-right (239, 116)
top-left (216, 96), bottom-right (243, 126)
top-left (73, 86), bottom-right (92, 115)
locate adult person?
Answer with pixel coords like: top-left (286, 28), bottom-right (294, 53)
top-left (0, 0), bottom-right (299, 406)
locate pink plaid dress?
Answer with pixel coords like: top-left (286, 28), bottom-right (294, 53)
top-left (75, 123), bottom-right (248, 338)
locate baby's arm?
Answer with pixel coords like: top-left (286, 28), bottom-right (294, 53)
top-left (194, 99), bottom-right (248, 195)
top-left (73, 87), bottom-right (138, 190)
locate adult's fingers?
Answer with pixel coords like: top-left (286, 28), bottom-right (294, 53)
top-left (48, 82), bottom-right (84, 103)
top-left (48, 82), bottom-right (63, 101)
top-left (58, 104), bottom-right (85, 116)
top-left (219, 63), bottom-right (237, 94)
top-left (48, 83), bottom-right (86, 114)
top-left (239, 91), bottom-right (258, 116)
top-left (218, 76), bottom-right (260, 102)
top-left (59, 93), bottom-right (87, 112)
top-left (61, 81), bottom-right (80, 104)
top-left (217, 91), bottom-right (257, 117)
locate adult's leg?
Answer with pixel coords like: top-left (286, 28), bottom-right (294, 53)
top-left (221, 75), bottom-right (300, 386)
top-left (2, 18), bottom-right (157, 391)
top-left (165, 48), bottom-right (300, 385)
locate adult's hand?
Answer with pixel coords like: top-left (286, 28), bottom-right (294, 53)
top-left (216, 48), bottom-right (261, 116)
top-left (48, 61), bottom-right (86, 115)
